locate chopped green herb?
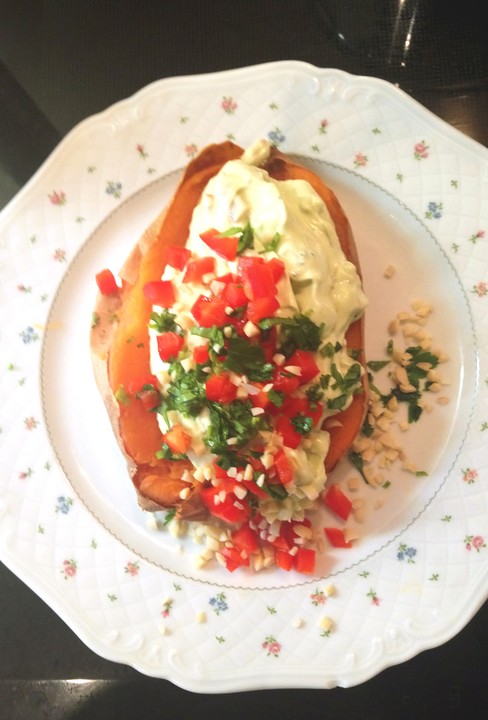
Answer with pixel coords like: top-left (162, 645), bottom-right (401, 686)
top-left (291, 414), bottom-right (314, 434)
top-left (348, 451), bottom-right (370, 484)
top-left (164, 509), bottom-right (176, 525)
top-left (268, 389), bottom-right (285, 407)
top-left (149, 309), bottom-right (179, 333)
top-left (320, 340), bottom-right (342, 358)
top-left (259, 232), bottom-right (281, 253)
top-left (259, 313), bottom-right (324, 356)
top-left (205, 400), bottom-right (264, 454)
top-left (306, 383), bottom-right (324, 404)
top-left (156, 442), bottom-right (188, 461)
top-left (367, 360), bottom-right (390, 372)
top-left (114, 385), bottom-right (131, 405)
top-left (223, 337), bottom-right (273, 381)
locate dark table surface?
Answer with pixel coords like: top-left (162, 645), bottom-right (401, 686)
top-left (1, 1), bottom-right (487, 717)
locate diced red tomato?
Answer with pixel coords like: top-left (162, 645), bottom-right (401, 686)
top-left (142, 280), bottom-right (176, 307)
top-left (200, 228), bottom-right (238, 261)
top-left (323, 484), bottom-right (353, 521)
top-left (273, 448), bottom-right (294, 485)
top-left (324, 527), bottom-right (353, 548)
top-left (193, 345), bottom-right (210, 364)
top-left (223, 282), bottom-right (248, 309)
top-left (182, 256), bottom-right (215, 283)
top-left (156, 332), bottom-right (184, 361)
top-left (162, 424), bottom-right (192, 454)
top-left (246, 295), bottom-right (279, 323)
top-left (205, 373), bottom-right (238, 403)
top-left (165, 245), bottom-right (191, 270)
top-left (191, 294), bottom-right (228, 327)
top-left (219, 545), bottom-right (250, 572)
top-left (231, 524), bottom-right (260, 555)
top-left (293, 547), bottom-right (316, 574)
top-left (95, 268), bottom-right (119, 295)
top-left (286, 349), bottom-right (320, 384)
top-left (200, 481), bottom-right (250, 525)
top-left (274, 414), bottom-right (302, 449)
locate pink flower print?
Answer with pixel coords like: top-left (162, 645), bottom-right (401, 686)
top-left (136, 143), bottom-right (148, 159)
top-left (221, 96), bottom-right (237, 114)
top-left (472, 281), bottom-right (488, 297)
top-left (319, 118), bottom-right (329, 134)
top-left (184, 143), bottom-right (198, 158)
top-left (414, 141), bottom-right (430, 160)
top-left (465, 535), bottom-right (486, 552)
top-left (462, 467), bottom-right (478, 484)
top-left (61, 559), bottom-right (77, 579)
top-left (468, 229), bottom-right (485, 244)
top-left (353, 152), bottom-right (368, 169)
top-left (24, 416), bottom-right (39, 430)
top-left (161, 598), bottom-right (173, 617)
top-left (367, 588), bottom-right (381, 605)
top-left (124, 560), bottom-right (140, 576)
top-left (17, 283), bottom-right (32, 293)
top-left (18, 468), bottom-right (33, 479)
top-left (310, 589), bottom-right (326, 606)
top-left (53, 248), bottom-right (67, 262)
top-left (262, 635), bottom-right (282, 657)
top-left (472, 535), bottom-right (486, 551)
top-left (48, 190), bottom-right (66, 206)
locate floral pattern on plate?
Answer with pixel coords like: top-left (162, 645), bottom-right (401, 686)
top-left (1, 61), bottom-right (488, 692)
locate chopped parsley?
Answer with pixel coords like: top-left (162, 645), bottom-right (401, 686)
top-left (259, 313), bottom-right (324, 356)
top-left (223, 336), bottom-right (274, 381)
top-left (204, 400), bottom-right (265, 454)
top-left (291, 414), bottom-right (314, 435)
top-left (150, 309), bottom-right (179, 333)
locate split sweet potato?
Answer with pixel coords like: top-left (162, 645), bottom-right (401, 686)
top-left (90, 141), bottom-right (367, 517)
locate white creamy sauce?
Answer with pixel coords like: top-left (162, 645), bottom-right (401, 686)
top-left (148, 140), bottom-right (367, 521)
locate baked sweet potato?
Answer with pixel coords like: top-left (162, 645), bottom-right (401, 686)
top-left (90, 141), bottom-right (367, 525)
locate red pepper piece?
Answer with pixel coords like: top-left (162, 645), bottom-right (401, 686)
top-left (193, 345), bottom-right (210, 364)
top-left (293, 547), bottom-right (316, 574)
top-left (165, 245), bottom-right (191, 270)
top-left (95, 268), bottom-right (119, 295)
top-left (274, 414), bottom-right (302, 449)
top-left (273, 448), bottom-right (294, 485)
top-left (324, 527), bottom-right (353, 548)
top-left (285, 349), bottom-right (320, 384)
top-left (200, 228), bottom-right (238, 261)
top-left (246, 295), bottom-right (279, 323)
top-left (205, 373), bottom-right (238, 403)
top-left (191, 294), bottom-right (228, 327)
top-left (323, 484), bottom-right (353, 521)
top-left (142, 280), bottom-right (176, 307)
top-left (182, 256), bottom-right (215, 283)
top-left (156, 332), bottom-right (184, 361)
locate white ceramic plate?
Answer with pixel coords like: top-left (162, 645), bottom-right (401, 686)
top-left (1, 61), bottom-right (487, 691)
